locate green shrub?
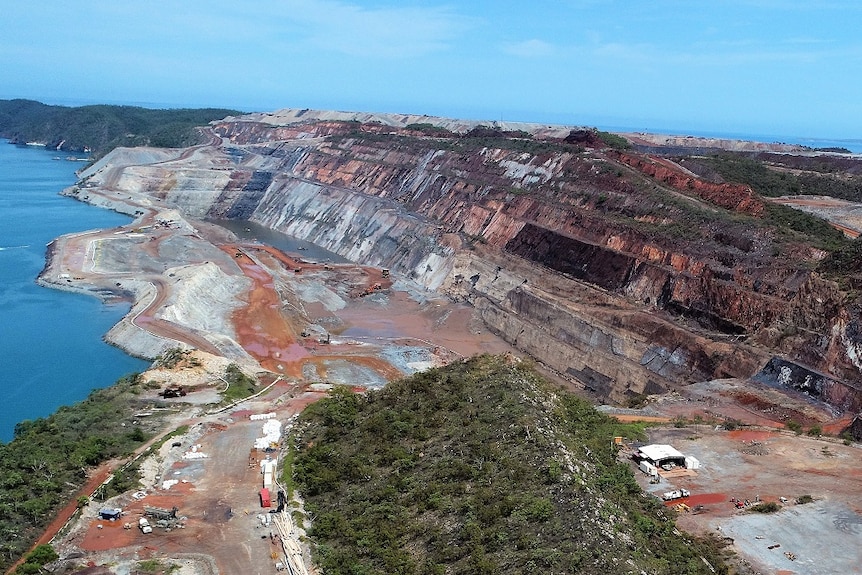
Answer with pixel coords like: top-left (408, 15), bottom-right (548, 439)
top-left (293, 355), bottom-right (725, 575)
top-left (220, 364), bottom-right (258, 403)
top-left (595, 130), bottom-right (631, 150)
top-left (14, 544), bottom-right (58, 574)
top-left (750, 501), bottom-right (780, 513)
top-left (786, 420), bottom-right (803, 434)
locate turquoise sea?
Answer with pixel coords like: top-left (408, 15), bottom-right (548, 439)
top-left (0, 141), bottom-right (149, 442)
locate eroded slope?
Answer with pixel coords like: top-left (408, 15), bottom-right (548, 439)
top-left (74, 111), bottom-right (862, 408)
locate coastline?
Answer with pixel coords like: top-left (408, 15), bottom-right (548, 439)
top-left (36, 185), bottom-right (256, 365)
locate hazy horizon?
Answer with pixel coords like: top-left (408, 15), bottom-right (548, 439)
top-left (5, 95), bottom-right (862, 153)
top-left (3, 2), bottom-right (862, 142)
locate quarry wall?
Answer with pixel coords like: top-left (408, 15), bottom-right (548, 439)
top-left (83, 117), bottom-right (862, 408)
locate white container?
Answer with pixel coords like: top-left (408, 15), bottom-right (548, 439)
top-left (639, 461), bottom-right (658, 476)
top-left (139, 518), bottom-right (153, 534)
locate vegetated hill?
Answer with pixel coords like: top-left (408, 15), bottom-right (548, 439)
top-left (292, 355), bottom-right (729, 575)
top-left (680, 151), bottom-right (862, 203)
top-left (673, 150), bottom-right (862, 278)
top-left (0, 99), bottom-right (242, 156)
top-left (0, 373), bottom-right (157, 572)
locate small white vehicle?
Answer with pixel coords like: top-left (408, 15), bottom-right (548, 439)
top-left (662, 489), bottom-right (691, 501)
top-left (139, 517), bottom-right (153, 534)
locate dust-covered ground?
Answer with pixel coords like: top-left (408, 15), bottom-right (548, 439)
top-left (52, 377), bottom-right (323, 575)
top-left (620, 381), bottom-right (862, 575)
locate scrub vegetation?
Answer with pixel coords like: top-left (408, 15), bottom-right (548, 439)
top-left (686, 153), bottom-right (856, 251)
top-left (220, 363), bottom-right (259, 404)
top-left (292, 355), bottom-right (728, 575)
top-left (0, 373), bottom-right (155, 571)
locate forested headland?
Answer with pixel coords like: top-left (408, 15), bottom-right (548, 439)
top-left (0, 374), bottom-right (158, 572)
top-left (0, 99), bottom-right (241, 156)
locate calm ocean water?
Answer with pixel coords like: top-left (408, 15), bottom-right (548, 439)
top-left (0, 140), bottom-right (148, 442)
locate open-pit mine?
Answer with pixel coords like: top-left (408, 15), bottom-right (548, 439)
top-left (34, 109), bottom-right (862, 574)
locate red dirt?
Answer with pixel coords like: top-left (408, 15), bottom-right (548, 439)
top-left (680, 492), bottom-right (728, 506)
top-left (27, 466), bottom-right (111, 548)
top-left (611, 151), bottom-right (765, 216)
top-left (80, 518), bottom-right (140, 552)
top-left (11, 423), bottom-right (199, 572)
top-left (822, 415), bottom-right (854, 435)
top-left (223, 245), bottom-right (302, 373)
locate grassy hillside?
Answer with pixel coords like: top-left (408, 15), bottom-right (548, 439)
top-left (0, 99), bottom-right (242, 156)
top-left (293, 355), bottom-right (729, 575)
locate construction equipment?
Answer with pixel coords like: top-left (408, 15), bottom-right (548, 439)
top-left (159, 386), bottom-right (186, 398)
top-left (144, 505), bottom-right (179, 521)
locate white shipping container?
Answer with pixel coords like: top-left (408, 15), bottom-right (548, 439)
top-left (639, 461), bottom-right (658, 476)
top-left (685, 456), bottom-right (700, 470)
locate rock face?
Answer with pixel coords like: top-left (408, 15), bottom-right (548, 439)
top-left (610, 152), bottom-right (765, 216)
top-left (753, 357), bottom-right (862, 414)
top-left (79, 110), bottom-right (862, 407)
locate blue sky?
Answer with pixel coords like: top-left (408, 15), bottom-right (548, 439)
top-left (2, 1), bottom-right (861, 140)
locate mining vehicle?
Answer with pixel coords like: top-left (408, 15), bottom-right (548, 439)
top-left (661, 489), bottom-right (690, 501)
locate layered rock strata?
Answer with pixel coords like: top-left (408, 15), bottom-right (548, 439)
top-left (69, 111), bottom-right (862, 407)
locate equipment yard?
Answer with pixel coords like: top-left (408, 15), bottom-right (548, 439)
top-left (51, 383), bottom-right (319, 574)
top-left (622, 386), bottom-right (862, 575)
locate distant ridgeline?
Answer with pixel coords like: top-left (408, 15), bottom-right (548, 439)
top-left (0, 99), bottom-right (242, 156)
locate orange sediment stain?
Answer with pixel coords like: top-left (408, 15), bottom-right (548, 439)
top-left (222, 245), bottom-right (307, 373)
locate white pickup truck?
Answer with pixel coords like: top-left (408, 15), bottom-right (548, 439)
top-left (139, 517), bottom-right (153, 534)
top-left (662, 489), bottom-right (691, 501)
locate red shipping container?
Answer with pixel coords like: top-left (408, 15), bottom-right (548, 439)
top-left (260, 488), bottom-right (271, 508)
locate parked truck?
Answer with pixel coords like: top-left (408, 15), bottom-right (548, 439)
top-left (662, 489), bottom-right (690, 501)
top-left (139, 517), bottom-right (152, 534)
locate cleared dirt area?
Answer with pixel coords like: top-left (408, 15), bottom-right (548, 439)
top-left (617, 380), bottom-right (862, 575)
top-left (772, 195), bottom-right (862, 238)
top-left (635, 427), bottom-right (862, 575)
top-left (54, 385), bottom-right (324, 574)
